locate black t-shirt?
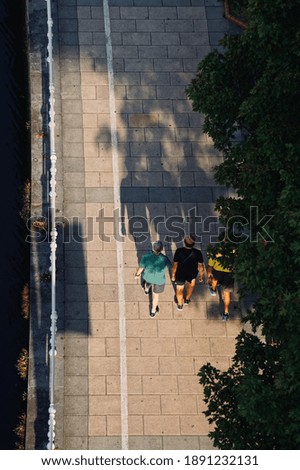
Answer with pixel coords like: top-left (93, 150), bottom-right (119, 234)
top-left (173, 247), bottom-right (203, 282)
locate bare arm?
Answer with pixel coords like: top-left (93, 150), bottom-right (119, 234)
top-left (198, 262), bottom-right (204, 282)
top-left (134, 266), bottom-right (144, 279)
top-left (206, 265), bottom-right (213, 284)
top-left (171, 261), bottom-right (178, 281)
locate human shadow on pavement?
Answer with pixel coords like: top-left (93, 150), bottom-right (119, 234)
top-left (95, 64), bottom-right (228, 314)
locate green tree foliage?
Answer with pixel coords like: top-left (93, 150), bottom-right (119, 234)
top-left (186, 0), bottom-right (300, 449)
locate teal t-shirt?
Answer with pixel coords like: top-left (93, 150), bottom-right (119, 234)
top-left (140, 252), bottom-right (171, 285)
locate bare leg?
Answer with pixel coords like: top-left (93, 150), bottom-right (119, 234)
top-left (211, 278), bottom-right (218, 291)
top-left (223, 290), bottom-right (230, 314)
top-left (151, 292), bottom-right (159, 313)
top-left (185, 278), bottom-right (196, 300)
top-left (144, 283), bottom-right (150, 294)
top-left (176, 285), bottom-right (184, 306)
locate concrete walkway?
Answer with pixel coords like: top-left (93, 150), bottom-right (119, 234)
top-left (27, 0), bottom-right (242, 450)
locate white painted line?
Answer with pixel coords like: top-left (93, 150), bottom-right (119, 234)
top-left (103, 0), bottom-right (129, 451)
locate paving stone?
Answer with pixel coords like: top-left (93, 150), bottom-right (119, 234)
top-left (163, 171), bottom-right (194, 187)
top-left (89, 395), bottom-right (121, 415)
top-left (138, 45), bottom-right (168, 58)
top-left (103, 266), bottom-right (135, 284)
top-left (89, 320), bottom-right (119, 338)
top-left (142, 99), bottom-right (174, 113)
top-left (126, 320), bottom-right (158, 337)
top-left (205, 6), bottom-right (224, 20)
top-left (142, 376), bottom-right (178, 395)
top-left (157, 85), bottom-right (186, 99)
top-left (107, 376), bottom-right (142, 395)
top-left (178, 6), bottom-right (206, 19)
top-left (58, 6), bottom-right (78, 19)
top-left (64, 172), bottom-right (86, 187)
top-left (121, 187), bottom-right (149, 203)
top-left (154, 58), bottom-right (183, 72)
top-left (134, 0), bottom-right (162, 4)
top-left (163, 0), bottom-right (191, 6)
top-left (106, 337), bottom-right (141, 356)
top-left (210, 337), bottom-right (237, 357)
top-left (78, 19), bottom-right (104, 32)
top-left (144, 416), bottom-right (180, 435)
top-left (88, 436), bottom-right (121, 450)
top-left (165, 19), bottom-right (193, 32)
top-left (209, 31), bottom-right (227, 46)
top-left (127, 85), bottom-right (157, 99)
top-left (194, 356), bottom-right (230, 373)
top-left (60, 32), bottom-right (80, 46)
top-left (191, 319), bottom-right (226, 337)
top-left (159, 357), bottom-right (194, 375)
top-left (107, 416), bottom-right (144, 436)
top-left (128, 395), bottom-right (161, 414)
top-left (125, 58), bottom-right (154, 72)
top-left (157, 319), bottom-right (192, 337)
top-left (127, 357), bottom-right (159, 375)
top-left (86, 187), bottom-right (114, 203)
top-left (88, 416), bottom-right (107, 436)
top-left (115, 99), bottom-right (143, 113)
top-left (207, 19), bottom-right (231, 32)
top-left (64, 323), bottom-right (89, 340)
top-left (199, 435), bottom-right (215, 450)
top-left (89, 376), bottom-right (106, 395)
top-left (176, 338), bottom-right (210, 356)
top-left (120, 6), bottom-right (149, 19)
top-left (113, 45), bottom-right (139, 58)
top-left (64, 187), bottom-right (86, 203)
top-left (89, 357), bottom-right (120, 375)
top-left (129, 436), bottom-right (162, 450)
top-left (81, 72), bottom-right (108, 86)
top-left (62, 99), bottom-right (83, 114)
top-left (83, 100), bottom-right (109, 116)
top-left (77, 6), bottom-right (92, 19)
top-left (136, 19), bottom-right (165, 32)
top-left (163, 435), bottom-right (200, 449)
top-left (161, 395), bottom-right (198, 414)
top-left (132, 171), bottom-right (163, 187)
top-left (141, 338), bottom-right (176, 356)
top-left (129, 114), bottom-right (158, 127)
top-left (149, 7), bottom-right (177, 19)
top-left (151, 32), bottom-right (180, 45)
top-left (114, 72), bottom-right (141, 85)
top-left (88, 338), bottom-right (106, 356)
top-left (64, 416), bottom-right (88, 437)
top-left (65, 396), bottom-right (88, 415)
top-left (177, 375), bottom-right (202, 394)
top-left (180, 415), bottom-right (210, 435)
top-left (65, 437), bottom-right (88, 450)
top-left (94, 32), bottom-right (122, 45)
top-left (111, 19), bottom-right (137, 32)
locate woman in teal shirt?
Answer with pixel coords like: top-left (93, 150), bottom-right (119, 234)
top-left (135, 241), bottom-right (171, 317)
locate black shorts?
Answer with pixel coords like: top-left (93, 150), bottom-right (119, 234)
top-left (175, 277), bottom-right (196, 286)
top-left (212, 269), bottom-right (234, 292)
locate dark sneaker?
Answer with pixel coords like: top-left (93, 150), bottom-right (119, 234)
top-left (208, 286), bottom-right (217, 296)
top-left (184, 298), bottom-right (190, 305)
top-left (222, 313), bottom-right (229, 321)
top-left (144, 287), bottom-right (150, 295)
top-left (150, 306), bottom-right (159, 318)
top-left (177, 304), bottom-right (183, 311)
